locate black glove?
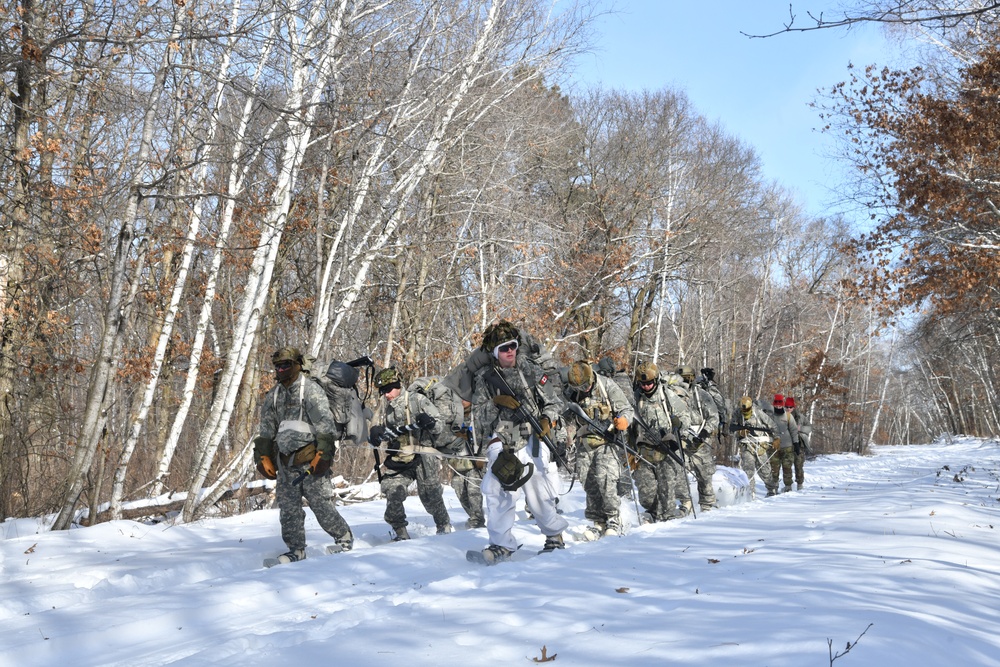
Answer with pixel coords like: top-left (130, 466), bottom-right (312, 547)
top-left (693, 428), bottom-right (710, 445)
top-left (368, 424), bottom-right (386, 445)
top-left (415, 413), bottom-right (435, 430)
top-left (253, 436), bottom-right (275, 458)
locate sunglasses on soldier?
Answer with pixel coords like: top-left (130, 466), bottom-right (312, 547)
top-left (274, 361), bottom-right (294, 371)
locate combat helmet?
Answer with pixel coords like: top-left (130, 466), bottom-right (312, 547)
top-left (567, 361), bottom-right (595, 393)
top-left (634, 361), bottom-right (659, 394)
top-left (375, 367), bottom-right (403, 393)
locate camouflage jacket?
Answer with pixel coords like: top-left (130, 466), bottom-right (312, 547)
top-left (382, 388), bottom-right (443, 448)
top-left (471, 355), bottom-right (563, 450)
top-left (675, 381), bottom-right (721, 441)
top-left (562, 374), bottom-right (635, 447)
top-left (257, 374), bottom-right (337, 457)
top-left (730, 405), bottom-right (777, 449)
top-left (634, 383), bottom-right (695, 448)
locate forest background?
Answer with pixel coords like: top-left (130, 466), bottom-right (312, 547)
top-left (2, 0), bottom-right (997, 527)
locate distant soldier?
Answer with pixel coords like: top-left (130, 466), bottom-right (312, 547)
top-left (449, 399), bottom-right (486, 529)
top-left (729, 396), bottom-right (778, 499)
top-left (699, 367), bottom-right (731, 451)
top-left (632, 362), bottom-right (694, 522)
top-left (562, 361), bottom-right (634, 538)
top-left (769, 394), bottom-right (800, 494)
top-left (786, 397), bottom-right (811, 490)
top-left (594, 356), bottom-right (636, 498)
top-left (254, 347), bottom-right (353, 565)
top-left (676, 365), bottom-right (721, 512)
top-left (371, 367), bottom-right (453, 540)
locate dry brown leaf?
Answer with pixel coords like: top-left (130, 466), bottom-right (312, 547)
top-left (532, 645), bottom-right (557, 662)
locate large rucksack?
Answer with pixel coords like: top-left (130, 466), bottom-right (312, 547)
top-left (313, 360), bottom-right (372, 445)
top-left (407, 376), bottom-right (466, 451)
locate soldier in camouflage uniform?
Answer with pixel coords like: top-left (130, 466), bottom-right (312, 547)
top-left (562, 361), bottom-right (634, 538)
top-left (595, 356), bottom-right (636, 497)
top-left (729, 395), bottom-right (778, 499)
top-left (698, 368), bottom-right (731, 455)
top-left (786, 396), bottom-right (811, 490)
top-left (371, 367), bottom-right (453, 540)
top-left (471, 321), bottom-right (568, 565)
top-left (631, 362), bottom-right (695, 522)
top-left (674, 366), bottom-right (721, 512)
top-left (768, 394), bottom-right (800, 494)
top-left (254, 347), bottom-right (353, 564)
top-left (445, 399), bottom-right (485, 529)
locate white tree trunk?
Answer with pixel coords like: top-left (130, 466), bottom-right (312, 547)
top-left (52, 13), bottom-right (184, 531)
top-left (182, 0), bottom-right (351, 522)
top-left (152, 6), bottom-right (280, 498)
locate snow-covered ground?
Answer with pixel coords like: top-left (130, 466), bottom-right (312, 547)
top-left (2, 437), bottom-right (998, 666)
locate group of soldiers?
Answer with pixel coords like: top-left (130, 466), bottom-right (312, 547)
top-left (252, 321), bottom-right (813, 566)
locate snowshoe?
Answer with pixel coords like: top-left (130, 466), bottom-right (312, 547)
top-left (263, 549), bottom-right (305, 568)
top-left (466, 544), bottom-right (513, 565)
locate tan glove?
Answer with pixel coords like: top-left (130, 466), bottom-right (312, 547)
top-left (613, 416), bottom-right (629, 431)
top-left (257, 455), bottom-right (277, 480)
top-left (772, 437), bottom-right (781, 452)
top-left (492, 394), bottom-right (521, 410)
top-left (539, 416), bottom-right (552, 438)
top-left (308, 451), bottom-right (331, 477)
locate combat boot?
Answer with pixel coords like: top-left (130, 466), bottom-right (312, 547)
top-left (436, 523), bottom-right (454, 535)
top-left (275, 548), bottom-right (305, 564)
top-left (392, 525), bottom-right (410, 541)
top-left (336, 529), bottom-right (354, 552)
top-left (603, 516), bottom-right (622, 537)
top-left (480, 544), bottom-right (513, 564)
top-left (539, 533), bottom-right (565, 554)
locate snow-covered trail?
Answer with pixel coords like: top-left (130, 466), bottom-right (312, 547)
top-left (1, 437), bottom-right (998, 666)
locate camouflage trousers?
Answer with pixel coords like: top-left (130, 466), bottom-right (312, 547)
top-left (575, 441), bottom-right (621, 524)
top-left (740, 442), bottom-right (777, 496)
top-left (634, 450), bottom-right (684, 521)
top-left (771, 447), bottom-right (796, 488)
top-left (681, 441), bottom-right (717, 510)
top-left (276, 465), bottom-right (351, 551)
top-left (380, 454), bottom-right (451, 530)
top-left (449, 461), bottom-right (485, 527)
top-left (794, 447), bottom-right (805, 486)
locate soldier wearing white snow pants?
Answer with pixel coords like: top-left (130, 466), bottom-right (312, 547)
top-left (471, 320), bottom-right (568, 565)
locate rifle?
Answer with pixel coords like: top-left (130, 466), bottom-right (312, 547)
top-left (368, 425), bottom-right (487, 463)
top-left (731, 422), bottom-right (775, 438)
top-left (484, 367), bottom-right (571, 471)
top-left (565, 401), bottom-right (654, 468)
top-left (367, 422), bottom-right (424, 481)
top-left (630, 411), bottom-right (686, 469)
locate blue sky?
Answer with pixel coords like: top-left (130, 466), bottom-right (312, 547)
top-left (568, 1), bottom-right (903, 222)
